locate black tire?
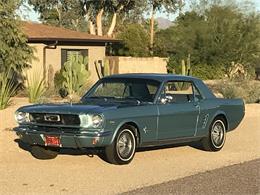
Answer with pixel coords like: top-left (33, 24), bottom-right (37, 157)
top-left (104, 125), bottom-right (136, 165)
top-left (30, 145), bottom-right (59, 160)
top-left (201, 117), bottom-right (226, 151)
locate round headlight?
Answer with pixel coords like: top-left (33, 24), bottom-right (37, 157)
top-left (79, 114), bottom-right (104, 128)
top-left (15, 112), bottom-right (30, 124)
top-left (92, 115), bottom-right (103, 128)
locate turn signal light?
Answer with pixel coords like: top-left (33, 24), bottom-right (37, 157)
top-left (92, 137), bottom-right (99, 145)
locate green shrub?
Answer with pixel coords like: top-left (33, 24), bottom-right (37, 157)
top-left (54, 70), bottom-right (64, 92)
top-left (167, 56), bottom-right (225, 80)
top-left (76, 81), bottom-right (92, 97)
top-left (26, 71), bottom-right (46, 103)
top-left (0, 69), bottom-right (17, 110)
top-left (219, 85), bottom-right (242, 99)
top-left (212, 79), bottom-right (260, 103)
top-left (192, 64), bottom-right (225, 80)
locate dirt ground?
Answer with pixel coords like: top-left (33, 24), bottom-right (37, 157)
top-left (0, 98), bottom-right (259, 194)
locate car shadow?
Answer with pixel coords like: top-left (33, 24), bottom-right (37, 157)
top-left (14, 138), bottom-right (205, 163)
top-left (136, 141), bottom-right (205, 153)
top-left (14, 138), bottom-right (103, 158)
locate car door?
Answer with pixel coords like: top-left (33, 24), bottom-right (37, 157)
top-left (157, 81), bottom-right (200, 140)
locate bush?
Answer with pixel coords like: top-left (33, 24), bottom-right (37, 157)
top-left (0, 69), bottom-right (17, 110)
top-left (26, 71), bottom-right (46, 103)
top-left (167, 57), bottom-right (226, 80)
top-left (54, 71), bottom-right (65, 92)
top-left (210, 79), bottom-right (260, 103)
top-left (192, 64), bottom-right (225, 80)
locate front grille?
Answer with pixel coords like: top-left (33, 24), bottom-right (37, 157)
top-left (31, 125), bottom-right (80, 134)
top-left (30, 113), bottom-right (80, 126)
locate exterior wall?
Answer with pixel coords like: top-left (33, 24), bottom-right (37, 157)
top-left (27, 43), bottom-right (45, 78)
top-left (27, 44), bottom-right (167, 86)
top-left (106, 56), bottom-right (168, 75)
top-left (28, 43), bottom-right (106, 86)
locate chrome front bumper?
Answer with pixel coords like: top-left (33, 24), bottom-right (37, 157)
top-left (14, 126), bottom-right (113, 149)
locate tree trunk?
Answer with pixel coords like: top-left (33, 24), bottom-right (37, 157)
top-left (107, 13), bottom-right (117, 37)
top-left (150, 6), bottom-right (155, 55)
top-left (107, 4), bottom-right (124, 37)
top-left (89, 20), bottom-right (96, 35)
top-left (96, 9), bottom-right (104, 36)
top-left (55, 5), bottom-right (62, 27)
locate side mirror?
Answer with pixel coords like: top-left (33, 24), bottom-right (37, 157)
top-left (160, 98), bottom-right (167, 104)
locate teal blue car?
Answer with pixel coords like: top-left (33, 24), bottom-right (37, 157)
top-left (14, 74), bottom-right (245, 164)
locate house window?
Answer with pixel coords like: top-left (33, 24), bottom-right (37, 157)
top-left (61, 49), bottom-right (88, 68)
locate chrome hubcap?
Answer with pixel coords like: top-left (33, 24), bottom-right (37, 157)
top-left (211, 120), bottom-right (225, 147)
top-left (116, 130), bottom-right (134, 160)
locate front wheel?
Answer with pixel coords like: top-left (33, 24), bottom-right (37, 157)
top-left (30, 145), bottom-right (59, 160)
top-left (104, 125), bottom-right (136, 165)
top-left (201, 117), bottom-right (226, 151)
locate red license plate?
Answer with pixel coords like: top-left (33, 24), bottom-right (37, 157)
top-left (45, 135), bottom-right (61, 147)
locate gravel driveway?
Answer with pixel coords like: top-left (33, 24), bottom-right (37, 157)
top-left (0, 100), bottom-right (259, 194)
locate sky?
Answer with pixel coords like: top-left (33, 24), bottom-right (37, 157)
top-left (18, 0), bottom-right (260, 22)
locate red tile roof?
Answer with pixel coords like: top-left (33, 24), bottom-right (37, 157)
top-left (22, 21), bottom-right (118, 43)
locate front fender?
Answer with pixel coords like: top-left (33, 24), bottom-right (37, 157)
top-left (107, 119), bottom-right (141, 146)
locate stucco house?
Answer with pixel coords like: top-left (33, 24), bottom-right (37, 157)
top-left (22, 22), bottom-right (118, 85)
top-left (22, 22), bottom-right (167, 87)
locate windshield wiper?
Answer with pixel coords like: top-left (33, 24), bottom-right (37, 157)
top-left (88, 96), bottom-right (115, 99)
top-left (85, 96), bottom-right (116, 102)
top-left (120, 97), bottom-right (143, 105)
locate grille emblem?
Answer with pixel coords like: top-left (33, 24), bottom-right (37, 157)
top-left (44, 114), bottom-right (61, 122)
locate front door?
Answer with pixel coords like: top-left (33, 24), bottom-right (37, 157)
top-left (157, 81), bottom-right (200, 140)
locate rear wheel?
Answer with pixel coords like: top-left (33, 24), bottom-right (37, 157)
top-left (30, 145), bottom-right (59, 160)
top-left (201, 117), bottom-right (226, 151)
top-left (104, 125), bottom-right (136, 165)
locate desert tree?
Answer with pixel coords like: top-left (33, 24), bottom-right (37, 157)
top-left (147, 0), bottom-right (183, 53)
top-left (27, 0), bottom-right (87, 31)
top-left (0, 0), bottom-right (33, 73)
top-left (81, 0), bottom-right (145, 36)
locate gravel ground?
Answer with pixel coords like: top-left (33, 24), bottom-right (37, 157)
top-left (0, 98), bottom-right (259, 195)
top-left (123, 159), bottom-right (260, 195)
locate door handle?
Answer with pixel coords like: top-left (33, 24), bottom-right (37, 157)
top-left (194, 104), bottom-right (200, 108)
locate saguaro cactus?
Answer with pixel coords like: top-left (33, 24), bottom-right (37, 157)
top-left (95, 58), bottom-right (111, 79)
top-left (181, 54), bottom-right (192, 76)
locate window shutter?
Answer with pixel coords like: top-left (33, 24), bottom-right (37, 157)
top-left (81, 49), bottom-right (88, 57)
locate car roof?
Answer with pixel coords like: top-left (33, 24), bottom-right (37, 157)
top-left (105, 73), bottom-right (200, 82)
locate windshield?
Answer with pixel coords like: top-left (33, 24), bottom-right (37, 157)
top-left (83, 78), bottom-right (161, 103)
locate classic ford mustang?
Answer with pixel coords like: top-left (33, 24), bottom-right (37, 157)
top-left (14, 74), bottom-right (245, 164)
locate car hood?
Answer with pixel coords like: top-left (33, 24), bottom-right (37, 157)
top-left (17, 103), bottom-right (120, 115)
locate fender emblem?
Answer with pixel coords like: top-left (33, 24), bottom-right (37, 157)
top-left (202, 114), bottom-right (209, 129)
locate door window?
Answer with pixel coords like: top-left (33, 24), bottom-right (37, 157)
top-left (161, 81), bottom-right (198, 104)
